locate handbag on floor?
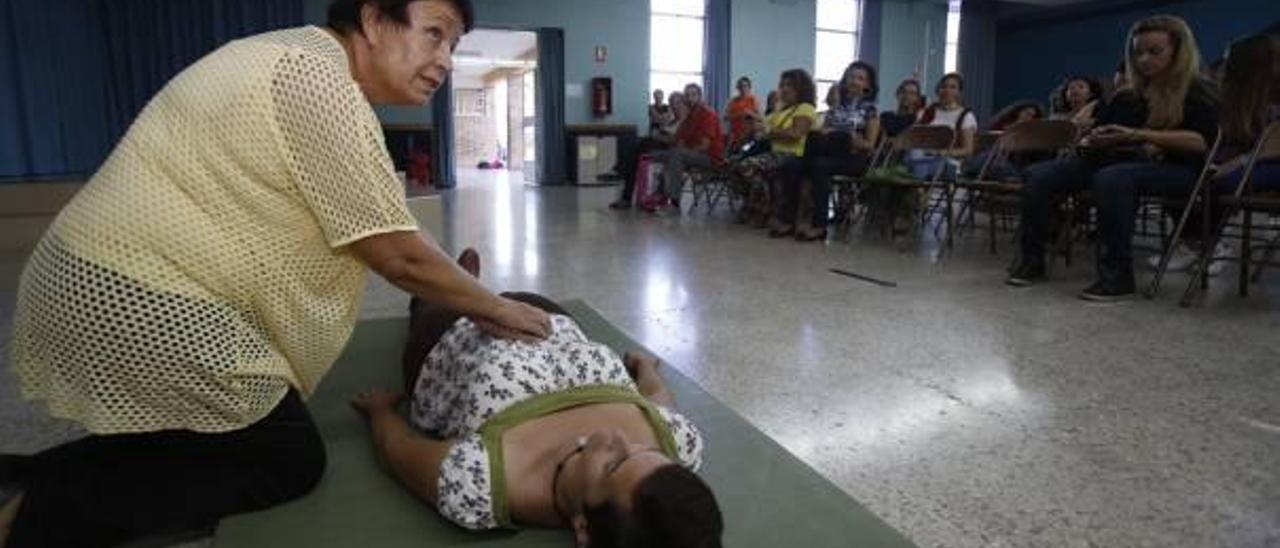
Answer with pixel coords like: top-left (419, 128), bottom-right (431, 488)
top-left (634, 154), bottom-right (667, 209)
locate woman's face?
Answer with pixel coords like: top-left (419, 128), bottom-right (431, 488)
top-left (671, 94), bottom-right (689, 117)
top-left (897, 83), bottom-right (921, 111)
top-left (653, 90), bottom-right (664, 104)
top-left (1065, 80), bottom-right (1092, 108)
top-left (937, 77), bottom-right (962, 104)
top-left (1133, 30), bottom-right (1176, 79)
top-left (360, 0), bottom-right (464, 105)
top-left (778, 78), bottom-right (798, 105)
top-left (555, 430), bottom-right (672, 515)
top-left (737, 80), bottom-right (752, 97)
top-left (845, 68), bottom-right (870, 100)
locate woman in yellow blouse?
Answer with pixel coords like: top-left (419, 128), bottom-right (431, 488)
top-left (0, 1), bottom-right (553, 546)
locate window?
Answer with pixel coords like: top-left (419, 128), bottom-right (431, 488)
top-left (944, 0), bottom-right (962, 74)
top-left (650, 0), bottom-right (705, 98)
top-left (815, 0), bottom-right (862, 110)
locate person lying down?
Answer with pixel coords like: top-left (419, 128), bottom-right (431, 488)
top-left (351, 249), bottom-right (723, 548)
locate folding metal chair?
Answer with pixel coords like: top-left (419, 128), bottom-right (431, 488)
top-left (1176, 122), bottom-right (1280, 304)
top-left (859, 125), bottom-right (957, 244)
top-left (1143, 130), bottom-right (1224, 300)
top-left (953, 119), bottom-right (1079, 254)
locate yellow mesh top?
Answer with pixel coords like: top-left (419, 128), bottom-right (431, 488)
top-left (9, 26), bottom-right (418, 434)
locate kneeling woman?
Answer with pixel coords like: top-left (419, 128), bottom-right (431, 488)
top-left (352, 250), bottom-right (722, 547)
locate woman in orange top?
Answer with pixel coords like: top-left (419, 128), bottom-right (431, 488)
top-left (725, 76), bottom-right (762, 149)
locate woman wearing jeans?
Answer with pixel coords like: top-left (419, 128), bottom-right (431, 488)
top-left (1006, 15), bottom-right (1220, 301)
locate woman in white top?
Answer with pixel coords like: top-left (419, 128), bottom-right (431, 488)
top-left (905, 72), bottom-right (980, 181)
top-left (0, 1), bottom-right (554, 546)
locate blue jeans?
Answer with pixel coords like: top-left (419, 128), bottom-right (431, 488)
top-left (1092, 162), bottom-right (1198, 274)
top-left (904, 151), bottom-right (958, 181)
top-left (1213, 159), bottom-right (1280, 195)
top-left (1020, 158), bottom-right (1197, 278)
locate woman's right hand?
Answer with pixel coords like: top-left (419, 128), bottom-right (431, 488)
top-left (472, 298), bottom-right (553, 342)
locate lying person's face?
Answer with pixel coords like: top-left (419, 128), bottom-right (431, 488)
top-left (554, 430), bottom-right (672, 516)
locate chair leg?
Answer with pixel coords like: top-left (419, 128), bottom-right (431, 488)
top-left (1146, 188), bottom-right (1201, 299)
top-left (1249, 230), bottom-right (1279, 282)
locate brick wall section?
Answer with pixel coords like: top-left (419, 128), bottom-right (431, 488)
top-left (454, 88), bottom-right (497, 168)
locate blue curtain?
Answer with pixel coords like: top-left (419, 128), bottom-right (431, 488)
top-left (0, 0), bottom-right (301, 179)
top-left (959, 0), bottom-right (998, 122)
top-left (703, 0), bottom-right (731, 114)
top-left (859, 0), bottom-right (884, 74)
top-left (536, 28), bottom-right (567, 185)
top-left (431, 75), bottom-right (456, 188)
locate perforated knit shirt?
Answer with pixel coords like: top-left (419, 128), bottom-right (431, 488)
top-left (9, 26), bottom-right (418, 434)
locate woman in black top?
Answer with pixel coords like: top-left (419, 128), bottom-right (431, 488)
top-left (880, 79), bottom-right (924, 138)
top-left (1007, 15), bottom-right (1220, 301)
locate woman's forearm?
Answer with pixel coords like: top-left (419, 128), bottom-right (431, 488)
top-left (350, 232), bottom-right (505, 321)
top-left (1138, 129), bottom-right (1206, 155)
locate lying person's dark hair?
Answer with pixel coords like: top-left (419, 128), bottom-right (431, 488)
top-left (584, 464), bottom-right (723, 548)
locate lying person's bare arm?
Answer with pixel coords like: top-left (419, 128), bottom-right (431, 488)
top-left (352, 389), bottom-right (452, 506)
top-left (623, 353), bottom-right (676, 408)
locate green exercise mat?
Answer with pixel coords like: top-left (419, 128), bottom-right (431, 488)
top-left (214, 299), bottom-right (916, 548)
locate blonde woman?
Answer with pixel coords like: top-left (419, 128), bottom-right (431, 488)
top-left (1007, 15), bottom-right (1219, 301)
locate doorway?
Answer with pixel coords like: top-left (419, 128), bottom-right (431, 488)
top-left (450, 29), bottom-right (538, 184)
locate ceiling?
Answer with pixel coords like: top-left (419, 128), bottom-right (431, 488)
top-left (452, 29), bottom-right (537, 88)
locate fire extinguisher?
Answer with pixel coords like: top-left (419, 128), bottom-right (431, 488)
top-left (591, 77), bottom-right (612, 117)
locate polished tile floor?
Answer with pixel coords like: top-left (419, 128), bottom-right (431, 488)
top-left (3, 168), bottom-right (1279, 548)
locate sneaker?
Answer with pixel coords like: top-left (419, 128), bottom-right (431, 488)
top-left (608, 199), bottom-right (632, 210)
top-left (1148, 242), bottom-right (1198, 272)
top-left (1006, 258), bottom-right (1046, 287)
top-left (1079, 277), bottom-right (1136, 302)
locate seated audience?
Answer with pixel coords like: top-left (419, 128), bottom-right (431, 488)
top-left (650, 89), bottom-right (676, 138)
top-left (1213, 33), bottom-right (1280, 194)
top-left (1158, 33), bottom-right (1280, 273)
top-left (880, 79), bottom-right (925, 138)
top-left (732, 69), bottom-right (818, 226)
top-left (612, 90), bottom-right (685, 209)
top-left (1007, 15), bottom-right (1220, 301)
top-left (725, 76), bottom-right (762, 150)
top-left (354, 249), bottom-right (723, 546)
top-left (904, 72), bottom-right (979, 181)
top-left (775, 61), bottom-right (881, 241)
top-left (990, 101), bottom-right (1045, 132)
top-left (764, 90), bottom-right (781, 116)
top-left (1051, 75), bottom-right (1104, 130)
top-left (647, 84), bottom-right (724, 212)
top-left (962, 100), bottom-right (1044, 180)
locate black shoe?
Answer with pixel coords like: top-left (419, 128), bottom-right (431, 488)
top-left (1079, 277), bottom-right (1135, 302)
top-left (608, 200), bottom-right (632, 210)
top-left (1005, 258), bottom-right (1046, 287)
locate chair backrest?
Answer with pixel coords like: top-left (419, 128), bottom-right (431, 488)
top-left (976, 131), bottom-right (1001, 153)
top-left (892, 125), bottom-right (956, 155)
top-left (969, 119), bottom-right (1079, 181)
top-left (996, 119), bottom-right (1079, 154)
top-left (1238, 121), bottom-right (1280, 196)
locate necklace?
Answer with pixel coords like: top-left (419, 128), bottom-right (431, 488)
top-left (550, 436), bottom-right (588, 524)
